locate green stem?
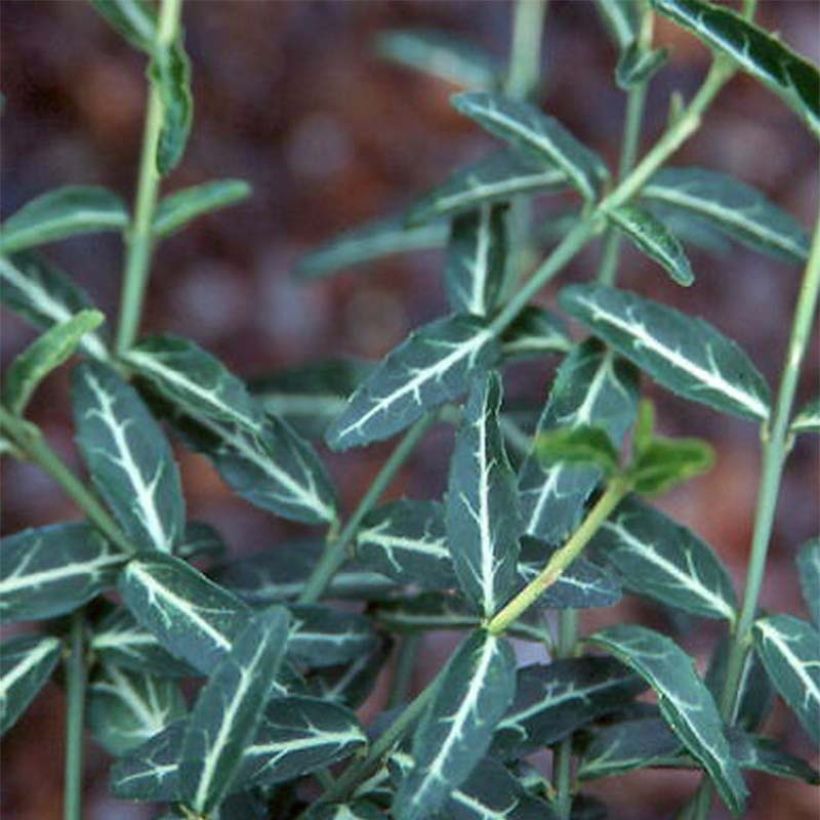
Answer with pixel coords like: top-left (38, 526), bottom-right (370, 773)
top-left (388, 634), bottom-right (421, 709)
top-left (115, 0), bottom-right (184, 354)
top-left (0, 407), bottom-right (134, 555)
top-left (298, 414), bottom-right (436, 603)
top-left (553, 608), bottom-right (579, 818)
top-left (488, 477), bottom-right (630, 634)
top-left (63, 611), bottom-right (87, 820)
top-left (506, 0), bottom-right (548, 101)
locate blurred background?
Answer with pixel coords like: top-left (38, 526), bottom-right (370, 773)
top-left (1, 1), bottom-right (818, 818)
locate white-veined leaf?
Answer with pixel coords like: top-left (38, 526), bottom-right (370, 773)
top-left (560, 284), bottom-right (771, 421)
top-left (180, 607), bottom-right (290, 814)
top-left (310, 800), bottom-right (384, 820)
top-left (287, 605), bottom-right (378, 668)
top-left (73, 361), bottom-right (185, 553)
top-left (326, 314), bottom-right (499, 450)
top-left (606, 204), bottom-right (694, 286)
top-left (176, 520), bottom-right (227, 563)
top-left (500, 305), bottom-right (570, 360)
top-left (149, 38), bottom-right (193, 174)
top-left (595, 0), bottom-right (640, 52)
top-left (518, 338), bottom-right (639, 544)
top-left (0, 186), bottom-right (128, 253)
top-left (452, 92), bottom-right (609, 201)
top-left (652, 0), bottom-right (819, 137)
top-left (88, 664), bottom-right (186, 755)
top-left (588, 624), bottom-right (748, 814)
top-left (753, 614), bottom-right (820, 744)
top-left (153, 179), bottom-right (251, 238)
top-left (616, 44), bottom-right (668, 90)
top-left (589, 497), bottom-right (737, 621)
top-left (89, 0), bottom-right (157, 53)
top-left (797, 538), bottom-right (820, 627)
top-left (1, 523), bottom-right (124, 622)
top-left (307, 638), bottom-right (391, 709)
top-left (791, 397), bottom-right (819, 436)
top-left (0, 635), bottom-right (62, 735)
top-left (447, 372), bottom-right (521, 616)
top-left (393, 630), bottom-right (516, 819)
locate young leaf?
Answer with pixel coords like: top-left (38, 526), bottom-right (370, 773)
top-left (89, 0), bottom-right (157, 53)
top-left (595, 0), bottom-right (640, 52)
top-left (3, 309), bottom-right (104, 415)
top-left (492, 657), bottom-right (646, 759)
top-left (0, 635), bottom-right (62, 735)
top-left (452, 92), bottom-right (609, 201)
top-left (407, 150), bottom-right (567, 224)
top-left (0, 252), bottom-right (109, 360)
top-left (535, 425), bottom-right (621, 475)
top-left (179, 607), bottom-right (290, 815)
top-left (393, 630), bottom-right (516, 820)
top-left (149, 38), bottom-right (193, 174)
top-left (72, 361), bottom-right (185, 553)
top-left (753, 614), bottom-right (820, 744)
top-left (447, 373), bottom-right (521, 617)
top-left (652, 0), bottom-right (820, 137)
top-left (518, 339), bottom-right (639, 544)
top-left (445, 204), bottom-right (507, 317)
top-left (0, 186), bottom-right (128, 253)
top-left (287, 605), bottom-right (378, 668)
top-left (153, 179), bottom-right (251, 238)
top-left (375, 29), bottom-right (501, 90)
top-left (791, 397), bottom-right (820, 436)
top-left (356, 500), bottom-right (455, 589)
top-left (616, 44), bottom-right (668, 90)
top-left (326, 314), bottom-right (499, 450)
top-left (588, 624), bottom-right (748, 814)
top-left (629, 435), bottom-right (715, 495)
top-left (294, 216), bottom-right (447, 280)
top-left (88, 664), bottom-right (186, 755)
top-left (591, 497), bottom-right (736, 621)
top-left (641, 167), bottom-right (810, 263)
top-left (797, 538), bottom-right (820, 627)
top-left (606, 204), bottom-right (694, 286)
top-left (1, 523), bottom-right (124, 622)
top-left (560, 284), bottom-right (771, 421)
top-left (500, 305), bottom-right (571, 359)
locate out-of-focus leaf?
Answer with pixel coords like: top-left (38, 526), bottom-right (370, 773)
top-left (595, 0), bottom-right (640, 52)
top-left (153, 179), bottom-right (251, 238)
top-left (501, 306), bottom-right (570, 359)
top-left (288, 605), bottom-right (379, 668)
top-left (616, 44), bottom-right (668, 89)
top-left (535, 424), bottom-right (620, 475)
top-left (90, 0), bottom-right (157, 52)
top-left (791, 397), bottom-right (820, 436)
top-left (797, 538), bottom-right (820, 627)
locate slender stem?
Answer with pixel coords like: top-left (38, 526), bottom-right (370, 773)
top-left (553, 608), bottom-right (579, 818)
top-left (0, 407), bottom-right (134, 555)
top-left (388, 634), bottom-right (420, 709)
top-left (63, 611), bottom-right (87, 820)
top-left (488, 477), bottom-right (630, 634)
top-left (506, 0), bottom-right (548, 101)
top-left (115, 0), bottom-right (184, 354)
top-left (298, 414), bottom-right (436, 603)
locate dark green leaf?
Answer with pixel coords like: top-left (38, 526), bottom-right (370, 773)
top-left (646, 202), bottom-right (732, 254)
top-left (310, 800), bottom-right (385, 820)
top-left (732, 731), bottom-right (820, 785)
top-left (0, 187), bottom-right (128, 253)
top-left (797, 538), bottom-right (820, 627)
top-left (394, 630), bottom-right (516, 819)
top-left (452, 92), bottom-right (609, 201)
top-left (175, 520), bottom-right (227, 562)
top-left (288, 605), bottom-right (378, 668)
top-left (0, 634), bottom-right (61, 735)
top-left (73, 361), bottom-right (185, 553)
top-left (1, 523), bottom-right (124, 622)
top-left (560, 284), bottom-right (771, 422)
top-left (535, 424), bottom-right (620, 475)
top-left (501, 305), bottom-right (570, 359)
top-left (616, 44), bottom-right (668, 90)
top-left (149, 37), bottom-right (193, 174)
top-left (153, 179), bottom-right (251, 238)
top-left (595, 0), bottom-right (640, 51)
top-left (90, 0), bottom-right (157, 52)
top-left (791, 397), bottom-right (820, 435)
top-left (307, 638), bottom-right (391, 709)
top-left (630, 435), bottom-right (715, 495)
top-left (326, 314), bottom-right (499, 450)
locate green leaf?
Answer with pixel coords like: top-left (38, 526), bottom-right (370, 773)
top-left (394, 630), bottom-right (516, 820)
top-left (595, 0), bottom-right (640, 52)
top-left (356, 500), bottom-right (455, 589)
top-left (447, 373), bottom-right (521, 616)
top-left (176, 520), bottom-right (227, 562)
top-left (560, 284), bottom-right (771, 422)
top-left (616, 44), bottom-right (668, 90)
top-left (0, 186), bottom-right (128, 254)
top-left (89, 0), bottom-right (157, 52)
top-left (452, 92), bottom-right (609, 201)
top-left (88, 664), bottom-right (186, 755)
top-left (118, 553), bottom-right (248, 674)
top-left (445, 204), bottom-right (507, 317)
top-left (0, 252), bottom-right (109, 360)
top-left (797, 538), bottom-right (820, 627)
top-left (646, 202), bottom-right (732, 255)
top-left (153, 179), bottom-right (251, 238)
top-left (641, 167), bottom-right (810, 262)
top-left (629, 435), bottom-right (715, 495)
top-left (652, 0), bottom-right (820, 137)
top-left (180, 607), bottom-right (290, 814)
top-left (518, 339), bottom-right (639, 543)
top-left (407, 150), bottom-right (567, 225)
top-left (0, 635), bottom-right (62, 735)
top-left (1, 523), bottom-right (124, 622)
top-left (375, 29), bottom-right (501, 90)
top-left (307, 639), bottom-right (391, 709)
top-left (753, 614), bottom-right (820, 744)
top-left (492, 657), bottom-right (646, 760)
top-left (326, 314), bottom-right (499, 450)
top-left (732, 731), bottom-right (820, 785)
top-left (288, 605), bottom-right (378, 668)
top-left (588, 624), bottom-right (748, 814)
top-left (501, 305), bottom-right (571, 359)
top-left (72, 361), bottom-right (185, 553)
top-left (791, 397), bottom-right (820, 435)
top-left (251, 358), bottom-right (372, 440)
top-left (535, 425), bottom-right (620, 475)
top-left (3, 309), bottom-right (104, 415)
top-left (606, 204), bottom-right (694, 286)
top-left (294, 216), bottom-right (447, 280)
top-left (310, 800), bottom-right (385, 820)
top-left (149, 37), bottom-right (193, 174)
top-left (591, 497), bottom-right (736, 621)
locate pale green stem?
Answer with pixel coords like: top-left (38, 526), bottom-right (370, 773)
top-left (298, 414), bottom-right (436, 603)
top-left (388, 634), bottom-right (421, 709)
top-left (115, 0), bottom-right (184, 354)
top-left (553, 608), bottom-right (579, 818)
top-left (63, 611), bottom-right (87, 820)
